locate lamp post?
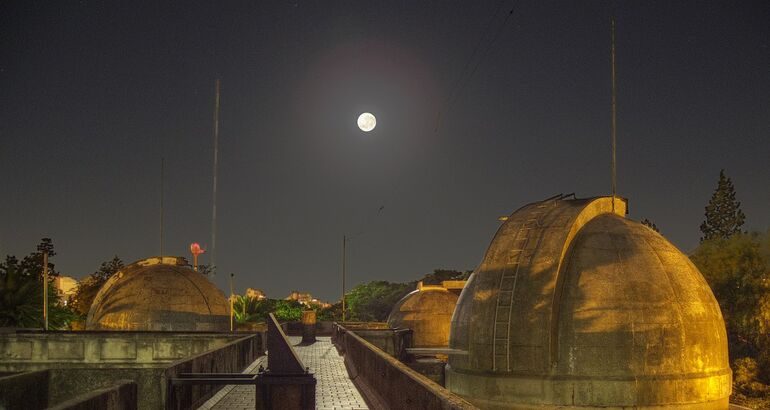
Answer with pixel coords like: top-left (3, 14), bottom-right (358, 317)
top-left (42, 250), bottom-right (48, 331)
top-left (36, 241), bottom-right (53, 331)
top-left (341, 235), bottom-right (346, 322)
top-left (229, 273), bottom-right (235, 332)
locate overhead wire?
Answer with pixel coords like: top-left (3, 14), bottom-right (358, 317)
top-left (436, 0), bottom-right (521, 132)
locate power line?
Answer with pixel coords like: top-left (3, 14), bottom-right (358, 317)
top-left (444, 0), bottom-right (507, 107)
top-left (436, 1), bottom-right (520, 132)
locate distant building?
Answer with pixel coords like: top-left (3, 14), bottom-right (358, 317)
top-left (54, 276), bottom-right (78, 305)
top-left (286, 291), bottom-right (331, 308)
top-left (245, 288), bottom-right (266, 300)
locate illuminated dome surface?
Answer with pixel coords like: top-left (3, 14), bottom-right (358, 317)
top-left (447, 196), bottom-right (731, 409)
top-left (387, 285), bottom-right (458, 348)
top-left (86, 256), bottom-right (229, 331)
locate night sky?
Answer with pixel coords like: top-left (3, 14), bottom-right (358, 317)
top-left (1, 1), bottom-right (768, 301)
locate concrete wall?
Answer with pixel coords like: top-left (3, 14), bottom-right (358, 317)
top-left (164, 334), bottom-right (263, 410)
top-left (0, 330), bottom-right (241, 371)
top-left (0, 370), bottom-right (49, 409)
top-left (0, 371), bottom-right (137, 410)
top-left (0, 330), bottom-right (252, 409)
top-left (351, 328), bottom-right (412, 359)
top-left (48, 380), bottom-right (137, 410)
top-left (332, 324), bottom-right (477, 410)
top-left (281, 320), bottom-right (335, 336)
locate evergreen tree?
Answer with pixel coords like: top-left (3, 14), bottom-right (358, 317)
top-left (69, 256), bottom-right (124, 317)
top-left (0, 239), bottom-right (78, 329)
top-left (700, 169), bottom-right (746, 242)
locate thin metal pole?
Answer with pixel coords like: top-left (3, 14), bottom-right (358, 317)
top-left (43, 251), bottom-right (48, 331)
top-left (160, 157), bottom-right (165, 258)
top-left (610, 16), bottom-right (617, 211)
top-left (211, 79), bottom-right (221, 274)
top-left (342, 235), bottom-right (346, 322)
top-left (229, 273), bottom-right (234, 332)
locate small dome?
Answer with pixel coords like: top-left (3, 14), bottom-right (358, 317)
top-left (447, 196), bottom-right (731, 409)
top-left (387, 284), bottom-right (458, 348)
top-left (86, 256), bottom-right (229, 331)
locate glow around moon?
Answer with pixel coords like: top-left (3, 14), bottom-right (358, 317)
top-left (357, 112), bottom-right (376, 132)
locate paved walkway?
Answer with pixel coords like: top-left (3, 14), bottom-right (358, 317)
top-left (200, 336), bottom-right (368, 410)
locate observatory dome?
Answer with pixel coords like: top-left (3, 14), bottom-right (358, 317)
top-left (447, 196), bottom-right (731, 409)
top-left (86, 256), bottom-right (229, 331)
top-left (387, 283), bottom-right (459, 348)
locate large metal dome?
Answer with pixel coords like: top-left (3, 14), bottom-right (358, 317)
top-left (86, 256), bottom-right (229, 331)
top-left (387, 284), bottom-right (459, 348)
top-left (446, 196), bottom-right (731, 409)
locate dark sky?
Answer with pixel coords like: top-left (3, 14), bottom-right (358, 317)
top-left (1, 1), bottom-right (768, 301)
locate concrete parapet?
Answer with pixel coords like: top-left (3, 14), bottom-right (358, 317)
top-left (333, 325), bottom-right (412, 359)
top-left (164, 334), bottom-right (263, 409)
top-left (257, 313), bottom-right (316, 409)
top-left (0, 330), bottom-right (243, 370)
top-left (332, 323), bottom-right (477, 410)
top-left (0, 369), bottom-right (49, 409)
top-left (47, 380), bottom-right (137, 410)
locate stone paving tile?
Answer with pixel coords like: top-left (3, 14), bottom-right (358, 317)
top-left (204, 336), bottom-right (368, 410)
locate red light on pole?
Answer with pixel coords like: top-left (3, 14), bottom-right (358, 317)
top-left (190, 243), bottom-right (205, 271)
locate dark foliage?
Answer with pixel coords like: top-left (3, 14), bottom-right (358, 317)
top-left (69, 256), bottom-right (124, 317)
top-left (700, 169), bottom-right (746, 242)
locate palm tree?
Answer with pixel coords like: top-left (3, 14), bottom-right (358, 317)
top-left (233, 295), bottom-right (263, 324)
top-left (0, 255), bottom-right (77, 329)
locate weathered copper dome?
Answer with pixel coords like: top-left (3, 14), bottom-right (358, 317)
top-left (86, 256), bottom-right (229, 331)
top-left (387, 284), bottom-right (459, 348)
top-left (447, 196), bottom-right (731, 409)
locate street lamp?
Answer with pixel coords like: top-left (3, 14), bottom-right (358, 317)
top-left (229, 273), bottom-right (235, 332)
top-left (36, 240), bottom-right (54, 331)
top-left (342, 235), bottom-right (346, 322)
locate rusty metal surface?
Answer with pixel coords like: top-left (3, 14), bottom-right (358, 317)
top-left (447, 196), bottom-right (731, 409)
top-left (387, 287), bottom-right (458, 348)
top-left (86, 257), bottom-right (229, 331)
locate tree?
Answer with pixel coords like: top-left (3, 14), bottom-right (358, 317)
top-left (197, 264), bottom-right (214, 277)
top-left (316, 302), bottom-right (341, 322)
top-left (69, 256), bottom-right (124, 317)
top-left (273, 300), bottom-right (304, 322)
top-left (233, 295), bottom-right (262, 323)
top-left (419, 269), bottom-right (472, 285)
top-left (345, 281), bottom-right (412, 321)
top-left (691, 232), bottom-right (770, 385)
top-left (700, 169), bottom-right (746, 242)
top-left (0, 239), bottom-right (78, 329)
top-left (641, 218), bottom-right (660, 233)
top-left (231, 297), bottom-right (305, 323)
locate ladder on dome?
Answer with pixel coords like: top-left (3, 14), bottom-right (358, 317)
top-left (491, 197), bottom-right (560, 372)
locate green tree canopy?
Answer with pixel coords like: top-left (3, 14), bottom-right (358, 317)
top-left (700, 169), bottom-right (746, 242)
top-left (232, 297), bottom-right (305, 323)
top-left (418, 269), bottom-right (472, 285)
top-left (691, 231), bottom-right (770, 384)
top-left (0, 239), bottom-right (78, 329)
top-left (69, 256), bottom-right (124, 317)
top-left (345, 281), bottom-right (413, 322)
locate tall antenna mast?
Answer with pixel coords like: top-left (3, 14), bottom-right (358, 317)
top-left (211, 79), bottom-right (221, 275)
top-left (160, 157), bottom-right (165, 258)
top-left (610, 16), bottom-right (618, 211)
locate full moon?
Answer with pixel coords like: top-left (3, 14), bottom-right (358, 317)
top-left (357, 112), bottom-right (376, 132)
